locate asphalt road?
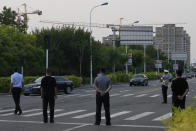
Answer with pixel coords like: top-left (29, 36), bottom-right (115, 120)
top-left (0, 78), bottom-right (196, 131)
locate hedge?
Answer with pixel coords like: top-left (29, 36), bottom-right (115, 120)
top-left (0, 75), bottom-right (82, 93)
top-left (64, 75), bottom-right (83, 88)
top-left (107, 72), bottom-right (133, 84)
top-left (0, 76), bottom-right (38, 93)
top-left (164, 105), bottom-right (196, 131)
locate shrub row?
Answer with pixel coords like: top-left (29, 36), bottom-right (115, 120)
top-left (64, 75), bottom-right (83, 88)
top-left (164, 105), bottom-right (196, 131)
top-left (0, 75), bottom-right (82, 93)
top-left (107, 72), bottom-right (164, 84)
top-left (107, 72), bottom-right (133, 84)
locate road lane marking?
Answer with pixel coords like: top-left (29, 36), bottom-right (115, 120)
top-left (0, 109), bottom-right (41, 116)
top-left (72, 112), bottom-right (96, 119)
top-left (121, 94), bottom-right (134, 97)
top-left (167, 95), bottom-right (172, 98)
top-left (77, 94), bottom-right (93, 97)
top-left (63, 124), bottom-right (89, 131)
top-left (64, 94), bottom-right (80, 97)
top-left (153, 113), bottom-right (172, 121)
top-left (150, 94), bottom-right (160, 98)
top-left (0, 120), bottom-right (165, 128)
top-left (110, 93), bottom-right (121, 97)
top-left (125, 112), bottom-right (155, 120)
top-left (135, 94), bottom-right (147, 97)
top-left (23, 109), bottom-right (63, 117)
top-left (54, 110), bottom-right (86, 118)
top-left (120, 90), bottom-right (130, 93)
top-left (0, 109), bottom-right (14, 113)
top-left (102, 111), bottom-right (131, 119)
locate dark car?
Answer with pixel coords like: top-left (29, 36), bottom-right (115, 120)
top-left (130, 74), bottom-right (148, 86)
top-left (182, 73), bottom-right (188, 80)
top-left (23, 76), bottom-right (73, 96)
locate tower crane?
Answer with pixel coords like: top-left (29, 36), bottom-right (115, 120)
top-left (17, 3), bottom-right (42, 33)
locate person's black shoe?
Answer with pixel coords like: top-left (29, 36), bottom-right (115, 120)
top-left (50, 120), bottom-right (54, 123)
top-left (18, 110), bottom-right (22, 115)
top-left (162, 102), bottom-right (167, 104)
top-left (106, 123), bottom-right (111, 126)
top-left (94, 122), bottom-right (100, 125)
top-left (43, 120), bottom-right (48, 123)
top-left (14, 110), bottom-right (18, 115)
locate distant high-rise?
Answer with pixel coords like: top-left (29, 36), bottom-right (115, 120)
top-left (154, 24), bottom-right (191, 65)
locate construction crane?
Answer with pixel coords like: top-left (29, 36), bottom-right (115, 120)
top-left (17, 3), bottom-right (42, 33)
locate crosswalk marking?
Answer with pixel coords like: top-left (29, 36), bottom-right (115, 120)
top-left (125, 112), bottom-right (155, 120)
top-left (120, 90), bottom-right (130, 93)
top-left (0, 109), bottom-right (41, 117)
top-left (0, 109), bottom-right (15, 113)
top-left (122, 94), bottom-right (134, 97)
top-left (167, 95), bottom-right (172, 98)
top-left (110, 93), bottom-right (121, 97)
top-left (23, 109), bottom-right (63, 117)
top-left (78, 94), bottom-right (93, 97)
top-left (150, 94), bottom-right (160, 98)
top-left (153, 113), bottom-right (172, 121)
top-left (102, 111), bottom-right (131, 119)
top-left (54, 110), bottom-right (86, 118)
top-left (72, 112), bottom-right (96, 119)
top-left (135, 94), bottom-right (147, 97)
top-left (64, 94), bottom-right (80, 97)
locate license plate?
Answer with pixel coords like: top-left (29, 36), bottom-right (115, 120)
top-left (25, 88), bottom-right (30, 92)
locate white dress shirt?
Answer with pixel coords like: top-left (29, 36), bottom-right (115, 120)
top-left (11, 72), bottom-right (24, 88)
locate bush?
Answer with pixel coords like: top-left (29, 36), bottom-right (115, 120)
top-left (0, 76), bottom-right (38, 93)
top-left (144, 72), bottom-right (163, 80)
top-left (164, 105), bottom-right (196, 131)
top-left (107, 72), bottom-right (133, 84)
top-left (0, 77), bottom-right (10, 93)
top-left (64, 75), bottom-right (83, 88)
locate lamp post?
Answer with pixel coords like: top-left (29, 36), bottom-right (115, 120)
top-left (125, 21), bottom-right (139, 74)
top-left (90, 2), bottom-right (108, 87)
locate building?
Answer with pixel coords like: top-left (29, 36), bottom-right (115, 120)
top-left (102, 34), bottom-right (119, 46)
top-left (154, 24), bottom-right (191, 65)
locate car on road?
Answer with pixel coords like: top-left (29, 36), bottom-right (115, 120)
top-left (130, 74), bottom-right (148, 86)
top-left (23, 76), bottom-right (73, 96)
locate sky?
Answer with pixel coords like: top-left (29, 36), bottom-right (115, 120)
top-left (0, 0), bottom-right (195, 62)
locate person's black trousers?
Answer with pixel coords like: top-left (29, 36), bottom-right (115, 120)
top-left (42, 96), bottom-right (55, 122)
top-left (12, 88), bottom-right (22, 113)
top-left (172, 96), bottom-right (186, 110)
top-left (162, 85), bottom-right (168, 103)
top-left (95, 92), bottom-right (111, 125)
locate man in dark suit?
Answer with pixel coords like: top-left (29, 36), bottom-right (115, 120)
top-left (41, 69), bottom-right (57, 123)
top-left (171, 70), bottom-right (189, 113)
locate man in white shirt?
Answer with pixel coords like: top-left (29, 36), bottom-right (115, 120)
top-left (9, 68), bottom-right (24, 115)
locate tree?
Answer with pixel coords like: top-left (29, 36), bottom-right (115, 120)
top-left (0, 25), bottom-right (44, 76)
top-left (0, 6), bottom-right (25, 32)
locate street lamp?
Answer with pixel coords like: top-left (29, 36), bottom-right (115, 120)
top-left (90, 2), bottom-right (109, 87)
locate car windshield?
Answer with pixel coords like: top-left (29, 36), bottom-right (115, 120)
top-left (133, 75), bottom-right (144, 78)
top-left (34, 77), bottom-right (43, 83)
top-left (54, 76), bottom-right (66, 81)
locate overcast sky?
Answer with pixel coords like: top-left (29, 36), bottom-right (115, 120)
top-left (0, 0), bottom-right (195, 62)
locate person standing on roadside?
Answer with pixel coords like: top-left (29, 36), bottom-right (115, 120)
top-left (41, 69), bottom-right (57, 123)
top-left (9, 67), bottom-right (24, 115)
top-left (160, 70), bottom-right (171, 104)
top-left (171, 70), bottom-right (189, 113)
top-left (94, 68), bottom-right (112, 126)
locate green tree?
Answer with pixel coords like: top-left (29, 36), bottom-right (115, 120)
top-left (0, 6), bottom-right (25, 32)
top-left (0, 25), bottom-right (44, 76)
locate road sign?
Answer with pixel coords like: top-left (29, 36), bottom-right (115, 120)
top-left (173, 64), bottom-right (179, 70)
top-left (120, 26), bottom-right (153, 45)
top-left (127, 53), bottom-right (132, 65)
top-left (155, 60), bottom-right (162, 68)
top-left (171, 53), bottom-right (187, 61)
